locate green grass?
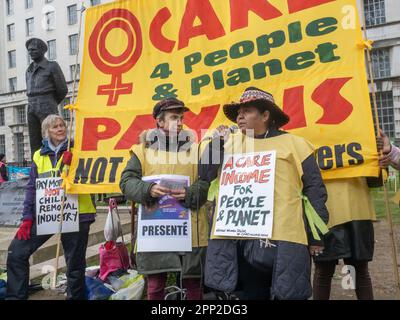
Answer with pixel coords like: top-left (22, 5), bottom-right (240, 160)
top-left (371, 188), bottom-right (400, 224)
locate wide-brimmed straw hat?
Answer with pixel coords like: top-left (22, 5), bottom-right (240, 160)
top-left (223, 87), bottom-right (289, 128)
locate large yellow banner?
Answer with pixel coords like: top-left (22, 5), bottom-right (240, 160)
top-left (67, 0), bottom-right (379, 194)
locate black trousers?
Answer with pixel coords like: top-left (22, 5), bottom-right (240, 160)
top-left (313, 260), bottom-right (374, 300)
top-left (27, 97), bottom-right (59, 156)
top-left (236, 242), bottom-right (273, 300)
top-left (6, 221), bottom-right (91, 300)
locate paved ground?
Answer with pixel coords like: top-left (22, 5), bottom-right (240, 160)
top-left (327, 220), bottom-right (400, 300)
top-left (26, 219), bottom-right (400, 300)
top-left (3, 203), bottom-right (400, 300)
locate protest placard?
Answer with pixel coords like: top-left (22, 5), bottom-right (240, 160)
top-left (137, 175), bottom-right (192, 252)
top-left (35, 177), bottom-right (79, 235)
top-left (213, 151), bottom-right (276, 238)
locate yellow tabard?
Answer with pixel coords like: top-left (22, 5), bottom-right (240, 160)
top-left (324, 177), bottom-right (376, 228)
top-left (131, 143), bottom-right (208, 248)
top-left (211, 133), bottom-right (315, 245)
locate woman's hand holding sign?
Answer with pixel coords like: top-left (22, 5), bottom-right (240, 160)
top-left (170, 189), bottom-right (186, 200)
top-left (378, 129), bottom-right (392, 169)
top-left (150, 184), bottom-right (171, 198)
top-left (150, 180), bottom-right (187, 200)
top-left (150, 185), bottom-right (187, 200)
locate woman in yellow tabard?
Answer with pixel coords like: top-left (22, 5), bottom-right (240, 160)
top-left (202, 87), bottom-right (329, 300)
top-left (6, 115), bottom-right (96, 300)
top-left (312, 173), bottom-right (381, 299)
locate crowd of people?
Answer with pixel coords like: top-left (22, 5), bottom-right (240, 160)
top-left (3, 86), bottom-right (400, 300)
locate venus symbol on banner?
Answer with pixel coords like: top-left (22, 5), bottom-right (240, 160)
top-left (88, 9), bottom-right (143, 106)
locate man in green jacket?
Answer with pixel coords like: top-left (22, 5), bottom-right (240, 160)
top-left (120, 98), bottom-right (209, 300)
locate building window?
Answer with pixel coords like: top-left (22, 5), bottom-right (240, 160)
top-left (371, 48), bottom-right (390, 79)
top-left (364, 0), bottom-right (386, 27)
top-left (8, 50), bottom-right (16, 68)
top-left (26, 18), bottom-right (34, 37)
top-left (70, 64), bottom-right (81, 81)
top-left (67, 5), bottom-right (78, 25)
top-left (16, 106), bottom-right (27, 124)
top-left (47, 40), bottom-right (57, 60)
top-left (0, 109), bottom-right (5, 126)
top-left (6, 0), bottom-right (14, 16)
top-left (91, 0), bottom-right (101, 6)
top-left (9, 78), bottom-right (17, 92)
top-left (373, 91), bottom-right (394, 139)
top-left (15, 133), bottom-right (25, 163)
top-left (25, 0), bottom-right (33, 9)
top-left (0, 135), bottom-right (5, 155)
top-left (7, 24), bottom-right (15, 41)
top-left (61, 98), bottom-right (71, 121)
top-left (69, 34), bottom-right (79, 55)
top-left (45, 11), bottom-right (56, 31)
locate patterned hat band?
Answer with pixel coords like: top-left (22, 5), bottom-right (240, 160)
top-left (240, 90), bottom-right (275, 104)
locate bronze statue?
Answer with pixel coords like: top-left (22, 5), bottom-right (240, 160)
top-left (25, 38), bottom-right (68, 155)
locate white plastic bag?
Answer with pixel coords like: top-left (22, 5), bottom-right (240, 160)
top-left (85, 266), bottom-right (100, 278)
top-left (104, 205), bottom-right (122, 242)
top-left (109, 270), bottom-right (145, 300)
